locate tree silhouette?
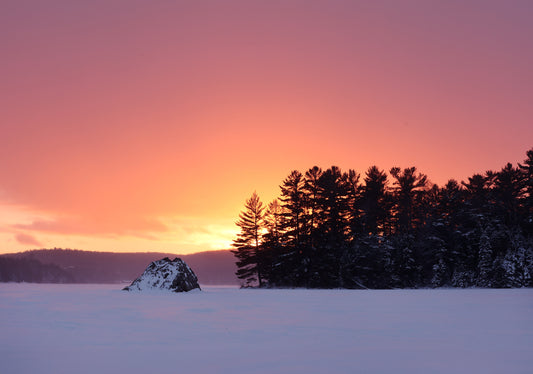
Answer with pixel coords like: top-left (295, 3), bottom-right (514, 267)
top-left (345, 169), bottom-right (362, 240)
top-left (231, 192), bottom-right (265, 287)
top-left (361, 166), bottom-right (389, 236)
top-left (519, 148), bottom-right (533, 233)
top-left (303, 166), bottom-right (323, 248)
top-left (232, 148), bottom-right (533, 289)
top-left (313, 166), bottom-right (351, 287)
top-left (390, 166), bottom-right (428, 233)
top-left (262, 199), bottom-right (283, 284)
top-left (280, 170), bottom-right (305, 249)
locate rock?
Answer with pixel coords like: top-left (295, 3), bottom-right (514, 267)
top-left (123, 257), bottom-right (201, 292)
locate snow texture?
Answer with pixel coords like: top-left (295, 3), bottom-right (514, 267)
top-left (1, 284), bottom-right (532, 374)
top-left (123, 257), bottom-right (200, 292)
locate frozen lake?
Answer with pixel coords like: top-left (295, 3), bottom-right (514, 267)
top-left (1, 284), bottom-right (532, 374)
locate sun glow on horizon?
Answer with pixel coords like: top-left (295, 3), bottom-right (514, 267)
top-left (1, 1), bottom-right (532, 255)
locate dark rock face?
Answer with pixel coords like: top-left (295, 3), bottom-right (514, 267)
top-left (123, 257), bottom-right (201, 292)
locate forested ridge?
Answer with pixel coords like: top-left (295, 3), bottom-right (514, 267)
top-left (1, 249), bottom-right (237, 284)
top-left (232, 148), bottom-right (533, 289)
top-left (0, 257), bottom-right (74, 283)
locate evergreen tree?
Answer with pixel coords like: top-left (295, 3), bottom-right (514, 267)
top-left (315, 166), bottom-right (351, 241)
top-left (344, 169), bottom-right (363, 240)
top-left (264, 199), bottom-right (283, 244)
top-left (519, 148), bottom-right (533, 234)
top-left (303, 166), bottom-right (323, 249)
top-left (262, 199), bottom-right (284, 285)
top-left (457, 173), bottom-right (492, 285)
top-left (361, 166), bottom-right (389, 236)
top-left (477, 226), bottom-right (493, 287)
top-left (416, 184), bottom-right (452, 286)
top-left (314, 166), bottom-right (351, 287)
top-left (493, 163), bottom-right (524, 227)
top-left (431, 257), bottom-right (448, 288)
top-left (351, 235), bottom-right (394, 289)
top-left (389, 167), bottom-right (428, 287)
top-left (278, 170), bottom-right (307, 286)
top-left (280, 170), bottom-right (306, 249)
top-left (231, 192), bottom-right (265, 287)
top-left (499, 231), bottom-right (533, 288)
top-left (437, 180), bottom-right (466, 280)
top-left (462, 173), bottom-right (491, 222)
top-left (390, 167), bottom-right (428, 233)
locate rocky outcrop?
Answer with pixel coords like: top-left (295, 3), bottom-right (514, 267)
top-left (123, 257), bottom-right (201, 292)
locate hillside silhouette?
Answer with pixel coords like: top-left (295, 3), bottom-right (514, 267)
top-left (1, 249), bottom-right (237, 285)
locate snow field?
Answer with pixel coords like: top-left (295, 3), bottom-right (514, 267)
top-left (1, 284), bottom-right (532, 374)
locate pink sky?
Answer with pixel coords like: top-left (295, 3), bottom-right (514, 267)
top-left (1, 1), bottom-right (532, 254)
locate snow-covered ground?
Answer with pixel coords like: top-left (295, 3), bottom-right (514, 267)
top-left (1, 284), bottom-right (532, 374)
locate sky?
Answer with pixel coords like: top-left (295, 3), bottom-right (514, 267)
top-left (1, 0), bottom-right (532, 254)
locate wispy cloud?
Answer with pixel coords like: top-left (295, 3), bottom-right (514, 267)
top-left (12, 216), bottom-right (167, 238)
top-left (15, 233), bottom-right (42, 247)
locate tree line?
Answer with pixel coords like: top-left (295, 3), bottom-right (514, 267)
top-left (1, 249), bottom-right (238, 285)
top-left (232, 148), bottom-right (533, 288)
top-left (0, 257), bottom-right (74, 283)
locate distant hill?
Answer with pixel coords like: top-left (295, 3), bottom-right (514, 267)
top-left (1, 249), bottom-right (238, 285)
top-left (0, 257), bottom-right (74, 283)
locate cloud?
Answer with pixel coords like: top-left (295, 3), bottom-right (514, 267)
top-left (12, 216), bottom-right (168, 238)
top-left (15, 233), bottom-right (43, 247)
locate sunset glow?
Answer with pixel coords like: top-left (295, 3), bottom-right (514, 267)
top-left (1, 1), bottom-right (532, 254)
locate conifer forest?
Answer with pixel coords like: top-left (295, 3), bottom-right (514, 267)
top-left (232, 148), bottom-right (533, 289)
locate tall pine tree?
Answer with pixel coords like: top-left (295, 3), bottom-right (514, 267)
top-left (231, 192), bottom-right (265, 287)
top-left (361, 166), bottom-right (389, 236)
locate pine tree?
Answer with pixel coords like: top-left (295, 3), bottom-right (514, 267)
top-left (390, 166), bottom-right (428, 233)
top-left (519, 148), bottom-right (533, 234)
top-left (344, 169), bottom-right (362, 240)
top-left (389, 167), bottom-right (428, 287)
top-left (436, 180), bottom-right (465, 282)
top-left (477, 226), bottom-right (493, 287)
top-left (459, 173), bottom-right (492, 285)
top-left (493, 163), bottom-right (524, 226)
top-left (315, 166), bottom-right (351, 243)
top-left (351, 235), bottom-right (393, 289)
top-left (264, 199), bottom-right (283, 244)
top-left (500, 231), bottom-right (533, 288)
top-left (314, 166), bottom-right (351, 287)
top-left (431, 257), bottom-right (447, 288)
top-left (361, 166), bottom-right (389, 236)
top-left (231, 192), bottom-right (265, 287)
top-left (303, 166), bottom-right (323, 249)
top-left (278, 170), bottom-right (307, 286)
top-left (280, 170), bottom-right (306, 249)
top-left (462, 173), bottom-right (491, 222)
top-left (262, 199), bottom-right (284, 285)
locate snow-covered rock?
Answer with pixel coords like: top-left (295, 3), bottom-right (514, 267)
top-left (123, 257), bottom-right (200, 292)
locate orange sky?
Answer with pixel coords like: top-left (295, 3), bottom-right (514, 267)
top-left (1, 1), bottom-right (532, 254)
